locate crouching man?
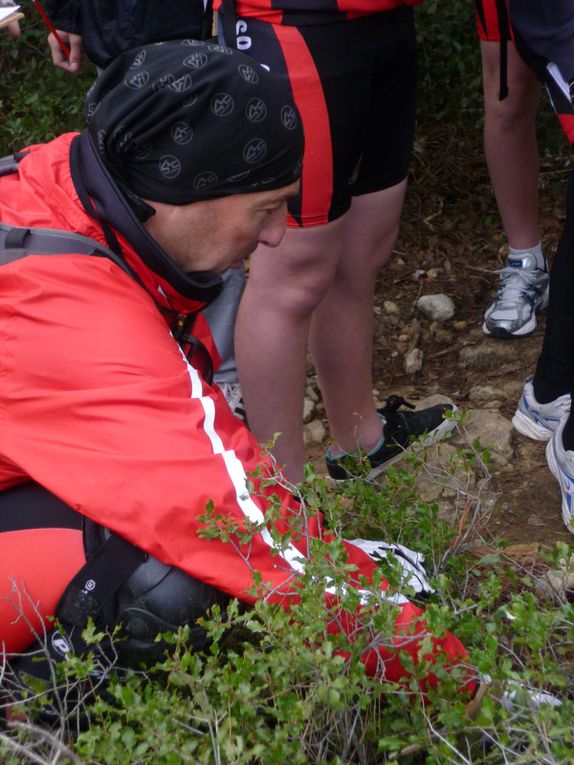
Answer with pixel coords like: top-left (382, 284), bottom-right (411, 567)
top-left (0, 41), bottom-right (472, 696)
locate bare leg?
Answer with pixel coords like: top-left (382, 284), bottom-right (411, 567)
top-left (310, 181), bottom-right (407, 454)
top-left (236, 218), bottom-right (346, 482)
top-left (481, 40), bottom-right (541, 249)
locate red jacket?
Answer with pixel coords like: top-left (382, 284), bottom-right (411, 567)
top-left (0, 133), bottom-right (470, 687)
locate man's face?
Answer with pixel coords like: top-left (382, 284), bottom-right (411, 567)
top-left (144, 181), bottom-right (299, 274)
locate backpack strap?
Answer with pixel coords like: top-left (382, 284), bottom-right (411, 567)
top-left (0, 151), bottom-right (29, 178)
top-left (0, 221), bottom-right (137, 280)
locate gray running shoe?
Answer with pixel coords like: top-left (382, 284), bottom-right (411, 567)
top-left (483, 253), bottom-right (549, 338)
top-left (512, 376), bottom-right (570, 441)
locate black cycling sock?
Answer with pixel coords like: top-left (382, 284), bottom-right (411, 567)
top-left (562, 414), bottom-right (574, 452)
top-left (532, 374), bottom-right (569, 404)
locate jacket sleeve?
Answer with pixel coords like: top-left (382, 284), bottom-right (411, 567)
top-left (0, 256), bottom-right (323, 600)
top-left (0, 256), bottom-right (471, 689)
top-left (44, 0), bottom-right (82, 34)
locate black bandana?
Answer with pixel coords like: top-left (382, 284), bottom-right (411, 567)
top-left (85, 41), bottom-right (304, 205)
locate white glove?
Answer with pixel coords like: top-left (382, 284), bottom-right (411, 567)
top-left (347, 538), bottom-right (434, 595)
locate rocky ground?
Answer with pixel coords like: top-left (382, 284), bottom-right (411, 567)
top-left (302, 123), bottom-right (573, 552)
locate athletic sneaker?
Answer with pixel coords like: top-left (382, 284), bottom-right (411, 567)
top-left (219, 381), bottom-right (247, 423)
top-left (512, 376), bottom-right (570, 441)
top-left (483, 253), bottom-right (549, 338)
top-left (326, 395), bottom-right (457, 480)
top-left (546, 420), bottom-right (574, 533)
top-left (475, 674), bottom-right (562, 713)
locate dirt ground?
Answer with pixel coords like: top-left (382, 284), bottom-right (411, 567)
top-left (306, 123), bottom-right (573, 550)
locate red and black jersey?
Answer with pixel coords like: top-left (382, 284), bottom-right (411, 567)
top-left (214, 0), bottom-right (423, 25)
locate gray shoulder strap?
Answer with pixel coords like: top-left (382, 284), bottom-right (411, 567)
top-left (0, 222), bottom-right (133, 277)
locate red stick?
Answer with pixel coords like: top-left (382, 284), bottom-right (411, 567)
top-left (32, 0), bottom-right (70, 59)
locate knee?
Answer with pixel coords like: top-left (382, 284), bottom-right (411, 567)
top-left (484, 79), bottom-right (538, 134)
top-left (247, 266), bottom-right (336, 318)
top-left (116, 557), bottom-right (231, 665)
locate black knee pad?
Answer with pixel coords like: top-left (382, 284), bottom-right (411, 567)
top-left (115, 556), bottom-right (231, 665)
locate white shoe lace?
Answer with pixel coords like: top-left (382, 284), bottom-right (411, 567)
top-left (493, 266), bottom-right (540, 305)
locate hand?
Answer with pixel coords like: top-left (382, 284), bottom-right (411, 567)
top-left (47, 29), bottom-right (83, 74)
top-left (6, 18), bottom-right (20, 36)
top-left (0, 0), bottom-right (21, 37)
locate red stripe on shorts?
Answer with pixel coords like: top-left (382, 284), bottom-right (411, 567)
top-left (476, 0), bottom-right (514, 43)
top-left (274, 24), bottom-right (333, 226)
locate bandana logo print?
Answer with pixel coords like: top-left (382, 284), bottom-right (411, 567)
top-left (184, 52), bottom-right (209, 70)
top-left (208, 44), bottom-right (232, 55)
top-left (246, 97), bottom-right (267, 123)
top-left (117, 131), bottom-right (134, 154)
top-left (134, 142), bottom-right (152, 160)
top-left (159, 154), bottom-right (182, 179)
top-left (131, 50), bottom-right (147, 67)
top-left (181, 39), bottom-right (202, 46)
top-left (238, 64), bottom-right (259, 85)
top-left (193, 171), bottom-right (219, 190)
top-left (125, 71), bottom-right (150, 90)
top-left (281, 105), bottom-right (298, 130)
top-left (172, 122), bottom-right (194, 145)
top-left (97, 129), bottom-right (108, 154)
top-left (211, 93), bottom-right (234, 117)
top-left (243, 138), bottom-right (267, 164)
top-left (168, 74), bottom-right (193, 94)
top-left (86, 100), bottom-right (100, 118)
top-left (226, 169), bottom-right (250, 183)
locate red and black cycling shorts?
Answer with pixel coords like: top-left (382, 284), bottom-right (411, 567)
top-left (0, 483), bottom-right (85, 655)
top-left (475, 0), bottom-right (513, 43)
top-left (230, 8), bottom-right (417, 226)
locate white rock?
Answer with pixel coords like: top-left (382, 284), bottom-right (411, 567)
top-left (404, 348), bottom-right (423, 374)
top-left (303, 397), bottom-right (315, 423)
top-left (468, 385), bottom-right (500, 403)
top-left (416, 294), bottom-right (455, 322)
top-left (305, 385), bottom-right (319, 403)
top-left (383, 300), bottom-right (400, 316)
top-left (450, 410), bottom-right (513, 467)
top-left (303, 419), bottom-right (326, 446)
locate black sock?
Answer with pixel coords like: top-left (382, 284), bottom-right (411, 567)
top-left (532, 375), bottom-right (569, 405)
top-left (562, 415), bottom-right (574, 452)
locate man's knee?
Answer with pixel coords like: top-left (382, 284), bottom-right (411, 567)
top-left (115, 556), bottom-right (231, 664)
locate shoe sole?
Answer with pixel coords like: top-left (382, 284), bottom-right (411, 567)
top-left (545, 437), bottom-right (574, 534)
top-left (367, 411), bottom-right (458, 480)
top-left (512, 408), bottom-right (554, 442)
top-left (482, 314), bottom-right (537, 339)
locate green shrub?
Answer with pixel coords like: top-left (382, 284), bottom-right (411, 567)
top-left (2, 430), bottom-right (573, 764)
top-left (0, 12), bottom-right (95, 153)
